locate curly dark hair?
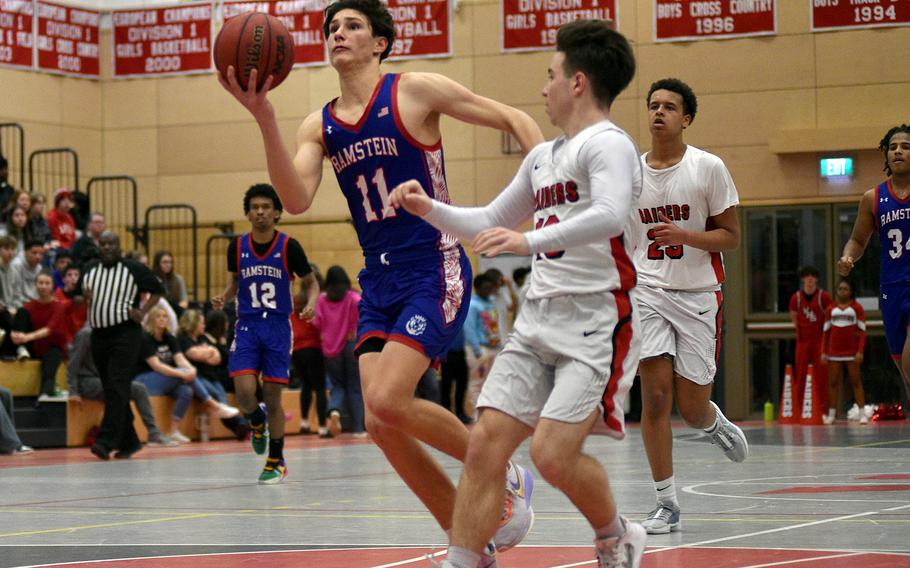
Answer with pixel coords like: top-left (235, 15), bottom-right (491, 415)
top-left (323, 0), bottom-right (396, 61)
top-left (647, 78), bottom-right (698, 123)
top-left (243, 183), bottom-right (283, 215)
top-left (555, 20), bottom-right (635, 109)
top-left (879, 124), bottom-right (910, 176)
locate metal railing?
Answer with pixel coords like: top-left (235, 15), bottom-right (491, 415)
top-left (86, 176), bottom-right (138, 250)
top-left (29, 147), bottom-right (80, 199)
top-left (141, 204), bottom-right (199, 302)
top-left (0, 123), bottom-right (25, 189)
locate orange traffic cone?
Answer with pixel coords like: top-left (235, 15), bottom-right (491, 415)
top-left (800, 364), bottom-right (824, 425)
top-left (779, 364), bottom-right (798, 424)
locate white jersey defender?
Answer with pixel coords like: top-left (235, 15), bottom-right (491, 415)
top-left (631, 145), bottom-right (739, 384)
top-left (424, 119), bottom-right (643, 437)
top-left (524, 121), bottom-right (642, 299)
top-left (632, 145), bottom-right (739, 292)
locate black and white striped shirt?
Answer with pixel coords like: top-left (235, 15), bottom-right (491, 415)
top-left (81, 259), bottom-right (163, 329)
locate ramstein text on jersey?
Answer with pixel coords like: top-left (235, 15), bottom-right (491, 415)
top-left (329, 137), bottom-right (399, 174)
top-left (240, 265), bottom-right (284, 279)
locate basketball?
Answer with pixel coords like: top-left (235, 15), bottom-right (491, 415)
top-left (214, 12), bottom-right (295, 91)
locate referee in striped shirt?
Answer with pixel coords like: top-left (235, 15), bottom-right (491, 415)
top-left (81, 232), bottom-right (163, 460)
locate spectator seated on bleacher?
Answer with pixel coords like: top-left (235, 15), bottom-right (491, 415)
top-left (51, 251), bottom-right (71, 290)
top-left (54, 264), bottom-right (87, 341)
top-left (67, 324), bottom-right (177, 447)
top-left (26, 192), bottom-right (54, 256)
top-left (47, 188), bottom-right (76, 252)
top-left (9, 270), bottom-right (68, 401)
top-left (134, 305), bottom-right (240, 444)
top-left (70, 212), bottom-right (104, 268)
top-left (0, 204), bottom-right (29, 256)
top-left (177, 309), bottom-right (249, 440)
top-left (152, 250), bottom-right (189, 316)
top-left (10, 241), bottom-right (44, 307)
top-left (0, 386), bottom-right (32, 455)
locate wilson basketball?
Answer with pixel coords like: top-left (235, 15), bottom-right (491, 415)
top-left (214, 12), bottom-right (295, 91)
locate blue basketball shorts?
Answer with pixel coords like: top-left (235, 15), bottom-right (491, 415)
top-left (229, 315), bottom-right (292, 384)
top-left (880, 281), bottom-right (910, 359)
top-left (356, 247), bottom-right (472, 362)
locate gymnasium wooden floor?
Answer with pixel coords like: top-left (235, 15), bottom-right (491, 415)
top-left (2, 420), bottom-right (910, 567)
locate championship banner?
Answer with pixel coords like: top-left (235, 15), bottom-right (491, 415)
top-left (501, 0), bottom-right (617, 53)
top-left (0, 0), bottom-right (34, 69)
top-left (811, 0), bottom-right (910, 32)
top-left (112, 1), bottom-right (213, 78)
top-left (222, 0), bottom-right (328, 67)
top-left (654, 0), bottom-right (776, 42)
top-left (36, 1), bottom-right (99, 77)
top-left (387, 0), bottom-right (450, 60)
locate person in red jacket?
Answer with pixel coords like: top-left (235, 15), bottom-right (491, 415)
top-left (789, 266), bottom-right (832, 410)
top-left (11, 270), bottom-right (68, 401)
top-left (821, 278), bottom-right (867, 424)
top-left (47, 188), bottom-right (77, 252)
top-left (292, 277), bottom-right (330, 438)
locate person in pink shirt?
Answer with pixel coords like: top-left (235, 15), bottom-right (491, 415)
top-left (47, 188), bottom-right (77, 251)
top-left (314, 265), bottom-right (364, 437)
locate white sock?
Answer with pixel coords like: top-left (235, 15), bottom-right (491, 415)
top-left (446, 546), bottom-right (480, 568)
top-left (655, 476), bottom-right (679, 507)
top-left (704, 407), bottom-right (720, 433)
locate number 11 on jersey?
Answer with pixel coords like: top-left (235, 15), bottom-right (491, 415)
top-left (357, 167), bottom-right (398, 223)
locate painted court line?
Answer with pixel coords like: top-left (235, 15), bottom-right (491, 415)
top-left (737, 551), bottom-right (863, 568)
top-left (548, 504), bottom-right (910, 568)
top-left (370, 549), bottom-right (445, 568)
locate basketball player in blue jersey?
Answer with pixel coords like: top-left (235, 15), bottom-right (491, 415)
top-left (218, 0), bottom-right (543, 554)
top-left (840, 125), bottom-right (910, 406)
top-left (212, 184), bottom-right (318, 484)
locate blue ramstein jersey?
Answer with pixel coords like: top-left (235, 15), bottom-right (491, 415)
top-left (322, 73), bottom-right (457, 257)
top-left (876, 179), bottom-right (910, 285)
top-left (236, 232), bottom-right (294, 318)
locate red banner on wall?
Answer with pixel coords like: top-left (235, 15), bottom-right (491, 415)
top-left (0, 0), bottom-right (34, 69)
top-left (654, 0), bottom-right (776, 42)
top-left (501, 0), bottom-right (617, 53)
top-left (811, 0), bottom-right (910, 32)
top-left (112, 2), bottom-right (213, 78)
top-left (223, 0), bottom-right (327, 67)
top-left (36, 1), bottom-right (99, 77)
top-left (384, 0), bottom-right (450, 60)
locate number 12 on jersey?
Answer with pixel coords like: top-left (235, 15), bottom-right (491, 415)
top-left (249, 282), bottom-right (277, 309)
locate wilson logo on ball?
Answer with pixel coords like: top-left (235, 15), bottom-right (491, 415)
top-left (214, 12), bottom-right (295, 91)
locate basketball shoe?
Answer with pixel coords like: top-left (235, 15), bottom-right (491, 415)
top-left (493, 461), bottom-right (535, 551)
top-left (707, 401), bottom-right (749, 462)
top-left (258, 457), bottom-right (287, 484)
top-left (595, 518), bottom-right (646, 568)
top-left (641, 502), bottom-right (681, 534)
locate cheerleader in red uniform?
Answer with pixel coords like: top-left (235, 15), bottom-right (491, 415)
top-left (821, 278), bottom-right (867, 424)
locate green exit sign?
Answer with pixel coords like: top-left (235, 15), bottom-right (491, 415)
top-left (820, 157), bottom-right (854, 178)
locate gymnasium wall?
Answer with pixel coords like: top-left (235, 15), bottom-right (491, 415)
top-left (0, 0), bottom-right (908, 277)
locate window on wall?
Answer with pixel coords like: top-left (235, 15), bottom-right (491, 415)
top-left (746, 207), bottom-right (829, 314)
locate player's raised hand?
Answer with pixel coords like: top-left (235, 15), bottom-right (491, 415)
top-left (217, 66), bottom-right (275, 121)
top-left (837, 255), bottom-right (855, 276)
top-left (472, 227), bottom-right (530, 257)
top-left (653, 210), bottom-right (688, 246)
top-left (389, 180), bottom-right (433, 216)
top-left (211, 295), bottom-right (225, 311)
